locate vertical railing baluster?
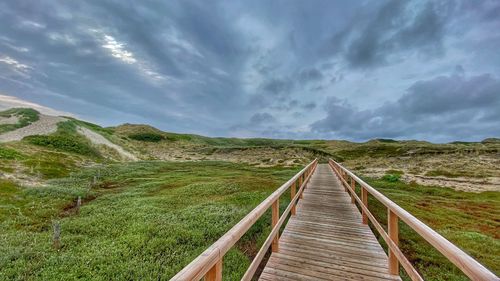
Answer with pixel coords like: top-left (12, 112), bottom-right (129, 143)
top-left (350, 177), bottom-right (355, 203)
top-left (205, 258), bottom-right (222, 281)
top-left (291, 180), bottom-right (296, 215)
top-left (299, 174), bottom-right (303, 199)
top-left (361, 187), bottom-right (368, 224)
top-left (272, 199), bottom-right (279, 252)
top-left (388, 209), bottom-right (399, 275)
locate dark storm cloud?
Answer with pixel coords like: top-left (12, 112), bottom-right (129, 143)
top-left (322, 0), bottom-right (448, 68)
top-left (298, 68), bottom-right (323, 83)
top-left (250, 112), bottom-right (276, 125)
top-left (311, 72), bottom-right (500, 142)
top-left (301, 102), bottom-right (316, 111)
top-left (262, 78), bottom-right (293, 97)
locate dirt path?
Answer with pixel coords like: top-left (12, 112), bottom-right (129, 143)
top-left (0, 115), bottom-right (65, 142)
top-left (77, 126), bottom-right (138, 161)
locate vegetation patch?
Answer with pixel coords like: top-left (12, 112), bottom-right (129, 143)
top-left (0, 108), bottom-right (39, 133)
top-left (425, 169), bottom-right (461, 178)
top-left (129, 132), bottom-right (165, 142)
top-left (381, 173), bottom-right (401, 182)
top-left (0, 146), bottom-right (24, 159)
top-left (24, 134), bottom-right (98, 156)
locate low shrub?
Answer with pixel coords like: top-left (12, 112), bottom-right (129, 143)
top-left (382, 173), bottom-right (401, 182)
top-left (129, 133), bottom-right (164, 142)
top-left (24, 135), bottom-right (98, 156)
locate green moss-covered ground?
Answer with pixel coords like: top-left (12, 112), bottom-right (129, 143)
top-left (0, 161), bottom-right (298, 280)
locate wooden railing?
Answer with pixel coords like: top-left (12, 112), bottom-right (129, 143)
top-left (171, 159), bottom-right (318, 281)
top-left (328, 159), bottom-right (498, 281)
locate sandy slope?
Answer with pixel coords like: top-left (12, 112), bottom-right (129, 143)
top-left (77, 126), bottom-right (138, 161)
top-left (0, 115), bottom-right (65, 142)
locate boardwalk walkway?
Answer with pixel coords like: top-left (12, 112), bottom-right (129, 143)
top-left (172, 159), bottom-right (497, 281)
top-left (260, 164), bottom-right (401, 281)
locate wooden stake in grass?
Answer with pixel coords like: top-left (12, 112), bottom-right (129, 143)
top-left (53, 221), bottom-right (61, 249)
top-left (76, 196), bottom-right (82, 214)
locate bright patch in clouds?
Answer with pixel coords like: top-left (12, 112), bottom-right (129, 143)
top-left (0, 56), bottom-right (32, 71)
top-left (102, 35), bottom-right (137, 64)
top-left (97, 32), bottom-right (165, 82)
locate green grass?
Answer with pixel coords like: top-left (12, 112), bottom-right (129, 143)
top-left (0, 145), bottom-right (24, 160)
top-left (0, 161), bottom-right (299, 280)
top-left (0, 108), bottom-right (39, 134)
top-left (361, 176), bottom-right (500, 280)
top-left (24, 135), bottom-right (98, 156)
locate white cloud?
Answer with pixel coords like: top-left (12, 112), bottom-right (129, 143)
top-left (47, 32), bottom-right (78, 46)
top-left (0, 56), bottom-right (32, 71)
top-left (0, 56), bottom-right (33, 78)
top-left (162, 28), bottom-right (204, 58)
top-left (102, 35), bottom-right (137, 64)
top-left (19, 20), bottom-right (46, 30)
top-left (0, 93), bottom-right (74, 116)
top-left (2, 42), bottom-right (29, 53)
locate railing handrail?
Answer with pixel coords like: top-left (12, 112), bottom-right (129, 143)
top-left (329, 159), bottom-right (498, 281)
top-left (171, 159), bottom-right (318, 281)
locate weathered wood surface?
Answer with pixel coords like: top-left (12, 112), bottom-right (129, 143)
top-left (259, 164), bottom-right (401, 281)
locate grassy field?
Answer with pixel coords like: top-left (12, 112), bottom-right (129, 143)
top-left (1, 160), bottom-right (498, 280)
top-left (0, 161), bottom-right (299, 280)
top-left (360, 175), bottom-right (500, 280)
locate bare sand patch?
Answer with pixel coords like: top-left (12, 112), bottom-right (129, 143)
top-left (77, 126), bottom-right (138, 161)
top-left (0, 115), bottom-right (65, 142)
top-left (0, 115), bottom-right (19, 125)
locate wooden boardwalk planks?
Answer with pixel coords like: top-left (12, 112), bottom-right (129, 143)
top-left (259, 164), bottom-right (401, 281)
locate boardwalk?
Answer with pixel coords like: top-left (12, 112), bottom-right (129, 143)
top-left (171, 159), bottom-right (498, 281)
top-left (260, 164), bottom-right (401, 281)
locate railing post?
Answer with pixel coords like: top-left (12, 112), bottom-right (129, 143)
top-left (350, 177), bottom-right (355, 203)
top-left (272, 199), bottom-right (279, 252)
top-left (388, 209), bottom-right (399, 275)
top-left (361, 187), bottom-right (368, 224)
top-left (291, 181), bottom-right (296, 215)
top-left (299, 175), bottom-right (303, 199)
top-left (205, 258), bottom-right (222, 281)
top-left (342, 171), bottom-right (347, 191)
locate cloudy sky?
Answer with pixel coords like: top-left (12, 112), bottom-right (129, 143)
top-left (0, 0), bottom-right (499, 142)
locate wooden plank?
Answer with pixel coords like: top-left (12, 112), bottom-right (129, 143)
top-left (259, 164), bottom-right (401, 281)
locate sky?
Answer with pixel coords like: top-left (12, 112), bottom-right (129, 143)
top-left (0, 0), bottom-right (499, 142)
